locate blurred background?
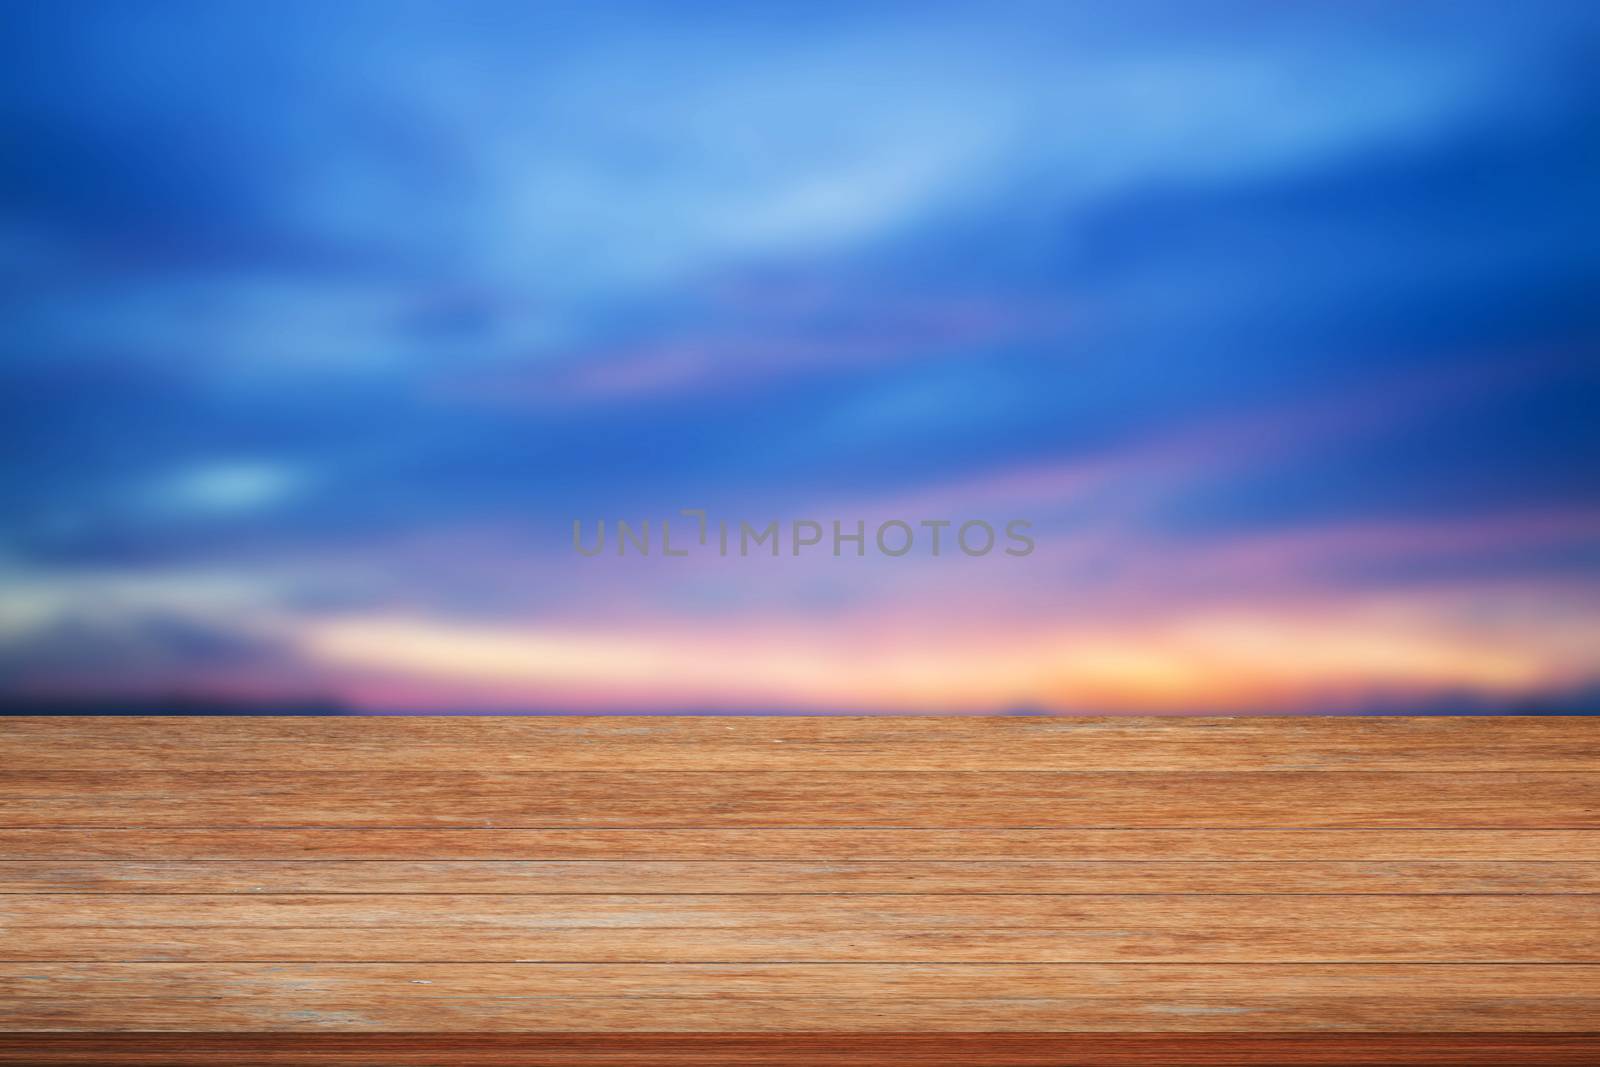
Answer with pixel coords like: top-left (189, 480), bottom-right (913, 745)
top-left (1, 1), bottom-right (1596, 714)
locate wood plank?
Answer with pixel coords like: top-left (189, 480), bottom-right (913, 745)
top-left (3, 717), bottom-right (1596, 1047)
top-left (6, 828), bottom-right (1591, 861)
top-left (4, 1033), bottom-right (1599, 1066)
top-left (6, 925), bottom-right (1589, 963)
top-left (6, 860), bottom-right (1598, 894)
top-left (6, 994), bottom-right (1599, 1031)
top-left (8, 716), bottom-right (1598, 771)
top-left (5, 771), bottom-right (1595, 827)
top-left (7, 963), bottom-right (1597, 998)
top-left (6, 893), bottom-right (1592, 928)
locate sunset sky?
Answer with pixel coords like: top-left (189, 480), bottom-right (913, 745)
top-left (1, 1), bottom-right (1596, 712)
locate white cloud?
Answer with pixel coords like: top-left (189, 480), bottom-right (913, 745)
top-left (145, 461), bottom-right (307, 516)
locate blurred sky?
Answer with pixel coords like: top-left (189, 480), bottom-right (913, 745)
top-left (1, 1), bottom-right (1597, 713)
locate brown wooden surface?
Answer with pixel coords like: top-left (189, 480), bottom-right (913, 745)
top-left (1, 716), bottom-right (1597, 1063)
top-left (11, 858), bottom-right (1599, 893)
top-left (7, 769), bottom-right (1594, 827)
top-left (10, 715), bottom-right (1599, 771)
top-left (2, 1033), bottom-right (1598, 1065)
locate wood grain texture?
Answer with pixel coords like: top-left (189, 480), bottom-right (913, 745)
top-left (2, 827), bottom-right (1593, 860)
top-left (9, 716), bottom-right (1598, 771)
top-left (8, 859), bottom-right (1596, 893)
top-left (1, 715), bottom-right (1596, 1061)
top-left (7, 925), bottom-right (1590, 963)
top-left (2, 1033), bottom-right (1598, 1065)
top-left (8, 963), bottom-right (1598, 997)
top-left (4, 770), bottom-right (1595, 827)
top-left (6, 892), bottom-right (1592, 927)
top-left (6, 995), bottom-right (1600, 1031)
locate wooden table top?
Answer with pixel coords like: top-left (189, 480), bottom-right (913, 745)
top-left (2, 715), bottom-right (1596, 1064)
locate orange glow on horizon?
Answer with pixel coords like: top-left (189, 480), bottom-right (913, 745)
top-left (296, 593), bottom-right (1588, 712)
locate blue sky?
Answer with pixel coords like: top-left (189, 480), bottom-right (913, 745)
top-left (1, 1), bottom-right (1597, 711)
